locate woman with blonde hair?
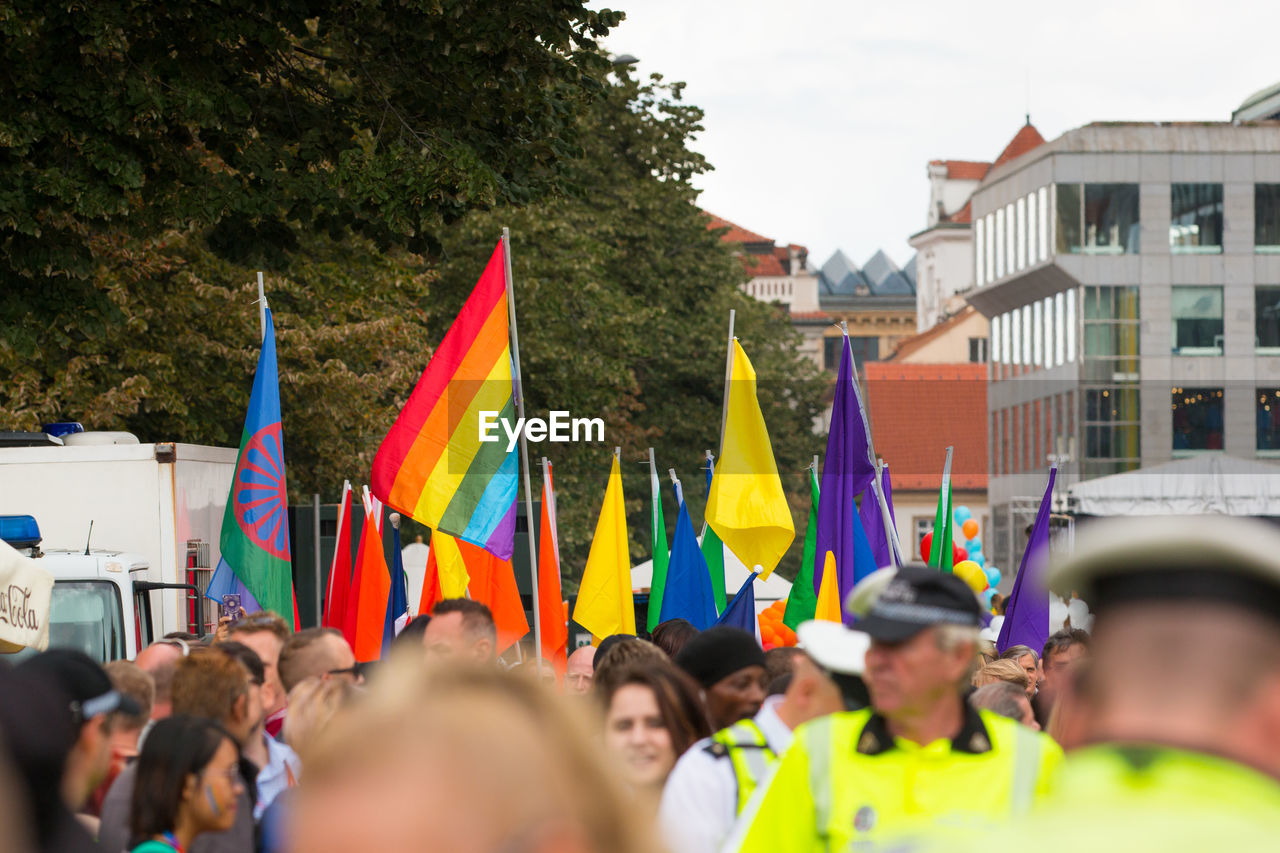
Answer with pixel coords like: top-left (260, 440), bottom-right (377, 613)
top-left (973, 658), bottom-right (1033, 697)
top-left (289, 659), bottom-right (664, 853)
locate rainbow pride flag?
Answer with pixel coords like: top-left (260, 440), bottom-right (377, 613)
top-left (372, 241), bottom-right (518, 560)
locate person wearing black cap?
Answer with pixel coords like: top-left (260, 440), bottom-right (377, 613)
top-left (729, 564), bottom-right (1063, 853)
top-left (674, 626), bottom-right (768, 730)
top-left (957, 516), bottom-right (1280, 851)
top-left (19, 649), bottom-right (143, 813)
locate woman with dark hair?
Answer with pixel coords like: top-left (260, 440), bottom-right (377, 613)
top-left (650, 619), bottom-right (699, 660)
top-left (128, 715), bottom-right (243, 852)
top-left (599, 662), bottom-right (711, 813)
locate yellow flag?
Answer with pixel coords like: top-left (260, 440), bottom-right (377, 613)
top-left (572, 454), bottom-right (635, 641)
top-left (427, 530), bottom-right (472, 600)
top-left (706, 339), bottom-right (795, 579)
top-left (815, 552), bottom-right (842, 623)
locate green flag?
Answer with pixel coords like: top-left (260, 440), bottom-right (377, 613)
top-left (928, 472), bottom-right (954, 573)
top-left (783, 463), bottom-right (820, 630)
top-left (700, 453), bottom-right (726, 612)
top-left (646, 452), bottom-right (671, 632)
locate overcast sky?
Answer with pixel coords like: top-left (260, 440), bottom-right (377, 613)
top-left (599, 0), bottom-right (1278, 270)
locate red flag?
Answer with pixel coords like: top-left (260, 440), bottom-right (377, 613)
top-left (322, 482), bottom-right (353, 631)
top-left (461, 539), bottom-right (528, 654)
top-left (348, 489), bottom-right (390, 662)
top-left (418, 541), bottom-right (445, 617)
top-left (538, 461), bottom-right (568, 678)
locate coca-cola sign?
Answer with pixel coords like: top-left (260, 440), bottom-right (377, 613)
top-left (0, 542), bottom-right (53, 654)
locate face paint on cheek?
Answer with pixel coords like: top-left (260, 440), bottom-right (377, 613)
top-left (206, 786), bottom-right (221, 817)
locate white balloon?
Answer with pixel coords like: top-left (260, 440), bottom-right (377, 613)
top-left (1049, 595), bottom-right (1070, 634)
top-left (1066, 597), bottom-right (1094, 633)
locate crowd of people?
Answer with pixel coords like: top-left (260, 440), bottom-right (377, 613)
top-left (2, 515), bottom-right (1279, 851)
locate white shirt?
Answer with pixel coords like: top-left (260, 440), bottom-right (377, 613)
top-left (255, 735), bottom-right (301, 819)
top-left (659, 695), bottom-right (793, 853)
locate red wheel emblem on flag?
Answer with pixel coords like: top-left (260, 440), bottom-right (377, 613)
top-left (233, 423), bottom-right (291, 561)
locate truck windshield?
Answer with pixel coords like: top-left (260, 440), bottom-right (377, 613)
top-left (18, 581), bottom-right (127, 663)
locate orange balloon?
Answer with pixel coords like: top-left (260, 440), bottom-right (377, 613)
top-left (962, 519), bottom-right (979, 540)
top-left (778, 625), bottom-right (796, 645)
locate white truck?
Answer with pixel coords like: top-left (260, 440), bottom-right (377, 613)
top-left (0, 430), bottom-right (236, 660)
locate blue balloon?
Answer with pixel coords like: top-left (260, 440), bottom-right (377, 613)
top-left (954, 505), bottom-right (973, 524)
top-left (972, 553), bottom-right (986, 567)
top-left (983, 588), bottom-right (995, 605)
top-left (968, 537), bottom-right (983, 554)
top-left (985, 567), bottom-right (1002, 587)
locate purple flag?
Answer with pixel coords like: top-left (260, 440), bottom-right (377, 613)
top-left (997, 467), bottom-right (1058, 655)
top-left (859, 466), bottom-right (898, 569)
top-left (814, 335), bottom-right (878, 615)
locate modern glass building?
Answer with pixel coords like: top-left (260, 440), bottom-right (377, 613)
top-left (964, 122), bottom-right (1280, 569)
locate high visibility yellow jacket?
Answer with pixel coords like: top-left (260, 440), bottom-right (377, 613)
top-left (974, 743), bottom-right (1280, 852)
top-left (730, 706), bottom-right (1062, 853)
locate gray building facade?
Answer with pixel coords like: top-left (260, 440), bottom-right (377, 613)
top-left (964, 122), bottom-right (1280, 569)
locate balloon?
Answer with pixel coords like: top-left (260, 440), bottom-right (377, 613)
top-left (953, 545), bottom-right (968, 563)
top-left (955, 505), bottom-right (973, 524)
top-left (920, 532), bottom-right (933, 562)
top-left (972, 552), bottom-right (985, 567)
top-left (967, 536), bottom-right (983, 554)
top-left (952, 560), bottom-right (988, 592)
top-left (984, 567), bottom-right (1002, 587)
top-left (962, 519), bottom-right (979, 540)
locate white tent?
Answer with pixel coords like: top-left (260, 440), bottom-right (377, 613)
top-left (1069, 454), bottom-right (1280, 516)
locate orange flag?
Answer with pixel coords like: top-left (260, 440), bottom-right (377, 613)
top-left (461, 538), bottom-right (528, 654)
top-left (351, 490), bottom-right (391, 662)
top-left (538, 461), bottom-right (568, 679)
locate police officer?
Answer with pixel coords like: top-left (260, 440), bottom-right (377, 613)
top-left (981, 515), bottom-right (1280, 850)
top-left (659, 623), bottom-right (868, 853)
top-left (730, 564), bottom-right (1062, 852)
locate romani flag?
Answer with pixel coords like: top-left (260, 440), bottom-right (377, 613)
top-left (372, 241), bottom-right (518, 560)
top-left (206, 307), bottom-right (297, 625)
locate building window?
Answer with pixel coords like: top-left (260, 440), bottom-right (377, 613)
top-left (1039, 187), bottom-right (1049, 260)
top-left (848, 336), bottom-right (880, 369)
top-left (1082, 286), bottom-right (1140, 383)
top-left (1065, 289), bottom-right (1077, 362)
top-left (1171, 286), bottom-right (1224, 356)
top-left (1257, 286), bottom-right (1280, 354)
top-left (986, 213), bottom-right (995, 281)
top-left (991, 315), bottom-right (1002, 363)
top-left (1259, 389), bottom-right (1280, 453)
top-left (1055, 183), bottom-right (1140, 254)
top-left (1083, 386), bottom-right (1141, 477)
top-left (975, 217), bottom-right (986, 287)
top-left (1172, 387), bottom-right (1224, 452)
top-left (1054, 291), bottom-right (1066, 365)
top-left (1032, 299), bottom-right (1043, 367)
top-left (1016, 197), bottom-right (1027, 270)
top-left (1006, 203), bottom-right (1016, 273)
top-left (1170, 183), bottom-right (1223, 253)
top-left (1011, 308), bottom-right (1022, 365)
top-left (1043, 296), bottom-right (1055, 368)
top-left (995, 208), bottom-right (1005, 279)
top-left (1022, 304), bottom-right (1032, 368)
top-left (969, 337), bottom-right (988, 363)
top-left (1255, 185), bottom-right (1280, 252)
top-left (1026, 194), bottom-right (1037, 266)
top-left (823, 337), bottom-right (842, 372)
top-left (914, 517), bottom-right (934, 553)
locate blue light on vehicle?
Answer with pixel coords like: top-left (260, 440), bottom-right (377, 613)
top-left (0, 515), bottom-right (42, 549)
top-left (42, 422), bottom-right (84, 439)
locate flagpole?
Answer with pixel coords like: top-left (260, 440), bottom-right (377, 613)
top-left (717, 310), bottom-right (736, 456)
top-left (257, 272), bottom-right (267, 342)
top-left (840, 320), bottom-right (900, 566)
top-left (502, 228), bottom-right (542, 675)
top-left (877, 462), bottom-right (905, 566)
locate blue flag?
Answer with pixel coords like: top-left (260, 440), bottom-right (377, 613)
top-left (207, 306), bottom-right (293, 623)
top-left (859, 466), bottom-right (898, 569)
top-left (381, 522), bottom-right (411, 656)
top-left (659, 497), bottom-right (718, 630)
top-left (997, 467), bottom-right (1057, 655)
top-left (716, 572), bottom-right (759, 638)
top-left (814, 334), bottom-right (878, 613)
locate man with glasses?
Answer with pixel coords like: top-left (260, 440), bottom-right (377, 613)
top-left (279, 627), bottom-right (363, 698)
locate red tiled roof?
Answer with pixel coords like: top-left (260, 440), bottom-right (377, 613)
top-left (992, 123), bottom-right (1046, 170)
top-left (887, 305), bottom-right (977, 362)
top-left (929, 159), bottom-right (991, 181)
top-left (865, 362), bottom-right (987, 491)
top-left (791, 310), bottom-right (830, 320)
top-left (740, 253), bottom-right (785, 276)
top-left (704, 211), bottom-right (773, 245)
top-left (943, 199), bottom-right (973, 224)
